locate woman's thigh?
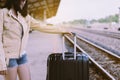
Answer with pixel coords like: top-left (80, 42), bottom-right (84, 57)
top-left (18, 63), bottom-right (31, 80)
top-left (4, 67), bottom-right (18, 80)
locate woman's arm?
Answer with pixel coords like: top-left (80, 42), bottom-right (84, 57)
top-left (27, 15), bottom-right (70, 34)
top-left (0, 9), bottom-right (7, 71)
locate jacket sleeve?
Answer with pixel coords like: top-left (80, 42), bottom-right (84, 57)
top-left (27, 15), bottom-right (68, 34)
top-left (0, 9), bottom-right (7, 71)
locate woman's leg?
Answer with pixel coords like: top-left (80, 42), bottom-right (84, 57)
top-left (4, 67), bottom-right (18, 80)
top-left (18, 63), bottom-right (31, 80)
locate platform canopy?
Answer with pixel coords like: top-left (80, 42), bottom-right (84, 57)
top-left (0, 0), bottom-right (61, 20)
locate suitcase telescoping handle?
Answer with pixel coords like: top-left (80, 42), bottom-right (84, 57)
top-left (62, 33), bottom-right (77, 60)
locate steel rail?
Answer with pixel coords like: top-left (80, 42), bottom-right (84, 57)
top-left (76, 34), bottom-right (120, 60)
top-left (80, 29), bottom-right (120, 39)
top-left (65, 35), bottom-right (116, 80)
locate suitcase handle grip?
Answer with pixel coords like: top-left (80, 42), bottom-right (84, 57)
top-left (62, 32), bottom-right (77, 60)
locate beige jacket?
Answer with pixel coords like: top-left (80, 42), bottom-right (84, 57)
top-left (0, 8), bottom-right (67, 71)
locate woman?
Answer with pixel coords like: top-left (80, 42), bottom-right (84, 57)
top-left (0, 0), bottom-right (71, 80)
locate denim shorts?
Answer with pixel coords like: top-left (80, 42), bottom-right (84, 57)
top-left (8, 54), bottom-right (28, 68)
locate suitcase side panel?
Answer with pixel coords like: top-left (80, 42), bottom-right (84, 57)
top-left (47, 53), bottom-right (62, 80)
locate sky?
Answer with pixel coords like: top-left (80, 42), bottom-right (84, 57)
top-left (47, 0), bottom-right (120, 24)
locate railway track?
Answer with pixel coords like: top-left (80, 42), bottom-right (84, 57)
top-left (64, 34), bottom-right (120, 80)
top-left (78, 28), bottom-right (120, 39)
top-left (70, 27), bottom-right (120, 56)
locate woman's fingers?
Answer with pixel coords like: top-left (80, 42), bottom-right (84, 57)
top-left (0, 70), bottom-right (7, 75)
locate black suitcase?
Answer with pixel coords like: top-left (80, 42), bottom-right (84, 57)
top-left (46, 34), bottom-right (89, 80)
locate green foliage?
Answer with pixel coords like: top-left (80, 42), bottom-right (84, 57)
top-left (68, 19), bottom-right (88, 25)
top-left (67, 14), bottom-right (119, 25)
top-left (98, 14), bottom-right (119, 23)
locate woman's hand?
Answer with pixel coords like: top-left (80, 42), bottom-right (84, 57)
top-left (63, 32), bottom-right (75, 36)
top-left (0, 70), bottom-right (7, 75)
